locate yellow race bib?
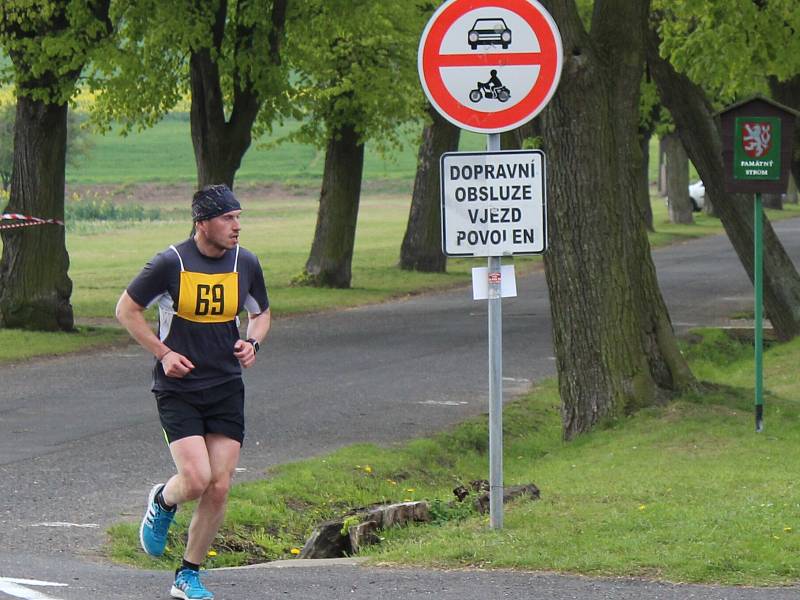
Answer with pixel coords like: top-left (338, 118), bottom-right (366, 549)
top-left (176, 271), bottom-right (239, 323)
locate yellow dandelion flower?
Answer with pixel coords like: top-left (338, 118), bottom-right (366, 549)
top-left (207, 550), bottom-right (217, 557)
top-left (638, 504), bottom-right (647, 511)
top-left (364, 466), bottom-right (372, 473)
top-left (290, 548), bottom-right (301, 555)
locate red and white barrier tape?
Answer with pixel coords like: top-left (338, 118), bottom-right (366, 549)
top-left (0, 213), bottom-right (65, 231)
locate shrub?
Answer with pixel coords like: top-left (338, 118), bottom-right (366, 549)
top-left (65, 192), bottom-right (160, 222)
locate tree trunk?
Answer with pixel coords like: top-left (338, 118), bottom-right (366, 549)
top-left (399, 106), bottom-right (460, 272)
top-left (703, 188), bottom-right (717, 217)
top-left (786, 174), bottom-right (798, 204)
top-left (0, 97), bottom-right (73, 331)
top-left (664, 132), bottom-right (693, 223)
top-left (638, 130), bottom-right (654, 231)
top-left (499, 121), bottom-right (539, 152)
top-left (538, 0), bottom-right (693, 440)
top-left (501, 129), bottom-right (522, 150)
top-left (658, 136), bottom-right (668, 196)
top-left (304, 123), bottom-right (365, 288)
top-left (647, 27), bottom-right (800, 341)
top-left (190, 49), bottom-right (257, 188)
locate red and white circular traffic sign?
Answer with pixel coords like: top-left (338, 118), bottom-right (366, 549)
top-left (418, 0), bottom-right (563, 134)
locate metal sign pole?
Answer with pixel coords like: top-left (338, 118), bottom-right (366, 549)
top-left (487, 133), bottom-right (503, 529)
top-left (754, 192), bottom-right (764, 432)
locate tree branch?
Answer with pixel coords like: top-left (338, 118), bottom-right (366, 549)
top-left (268, 0), bottom-right (288, 67)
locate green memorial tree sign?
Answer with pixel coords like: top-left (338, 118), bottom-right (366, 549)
top-left (719, 96), bottom-right (799, 432)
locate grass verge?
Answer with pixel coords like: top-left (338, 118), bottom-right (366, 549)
top-left (108, 330), bottom-right (800, 585)
top-left (0, 326), bottom-right (129, 363)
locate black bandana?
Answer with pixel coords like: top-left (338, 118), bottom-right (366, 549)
top-left (191, 184), bottom-right (241, 222)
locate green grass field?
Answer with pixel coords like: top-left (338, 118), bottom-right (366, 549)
top-left (64, 113), bottom-right (668, 186)
top-left (66, 114), bottom-right (489, 185)
top-left (106, 330), bottom-right (800, 585)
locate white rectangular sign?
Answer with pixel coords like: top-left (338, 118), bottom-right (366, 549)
top-left (440, 150), bottom-right (547, 257)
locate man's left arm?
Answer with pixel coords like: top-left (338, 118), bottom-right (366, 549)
top-left (233, 308), bottom-right (271, 368)
top-left (234, 253), bottom-right (271, 368)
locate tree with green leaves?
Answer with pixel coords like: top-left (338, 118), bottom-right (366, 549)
top-left (537, 0), bottom-right (695, 439)
top-left (88, 0), bottom-right (289, 189)
top-left (648, 0), bottom-right (800, 340)
top-left (0, 0), bottom-right (112, 331)
top-left (288, 0), bottom-right (425, 287)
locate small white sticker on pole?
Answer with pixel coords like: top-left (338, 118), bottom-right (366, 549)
top-left (472, 265), bottom-right (517, 300)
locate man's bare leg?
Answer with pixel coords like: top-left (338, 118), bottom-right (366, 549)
top-left (183, 434), bottom-right (241, 564)
top-left (161, 435), bottom-right (212, 506)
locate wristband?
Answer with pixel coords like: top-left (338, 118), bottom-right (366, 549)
top-left (158, 349), bottom-right (172, 361)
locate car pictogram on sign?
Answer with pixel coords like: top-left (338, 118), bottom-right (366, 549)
top-left (468, 18), bottom-right (512, 49)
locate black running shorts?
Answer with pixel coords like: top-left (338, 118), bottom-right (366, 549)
top-left (155, 378), bottom-right (245, 445)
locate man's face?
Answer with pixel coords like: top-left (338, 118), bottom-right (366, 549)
top-left (197, 210), bottom-right (242, 251)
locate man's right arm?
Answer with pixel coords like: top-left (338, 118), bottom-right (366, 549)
top-left (115, 291), bottom-right (195, 378)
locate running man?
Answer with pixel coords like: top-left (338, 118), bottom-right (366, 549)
top-left (116, 184), bottom-right (270, 600)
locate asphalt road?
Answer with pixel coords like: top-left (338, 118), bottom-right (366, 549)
top-left (1, 217), bottom-right (800, 599)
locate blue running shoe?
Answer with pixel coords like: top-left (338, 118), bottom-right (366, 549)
top-left (139, 483), bottom-right (176, 556)
top-left (171, 568), bottom-right (214, 600)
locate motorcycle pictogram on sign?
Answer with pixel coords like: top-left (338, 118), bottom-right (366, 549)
top-left (469, 70), bottom-right (511, 103)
